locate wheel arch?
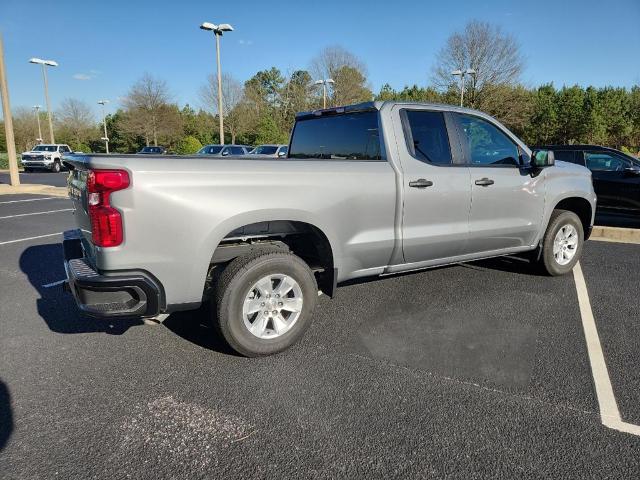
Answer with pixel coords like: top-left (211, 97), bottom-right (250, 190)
top-left (553, 196), bottom-right (593, 240)
top-left (203, 212), bottom-right (339, 298)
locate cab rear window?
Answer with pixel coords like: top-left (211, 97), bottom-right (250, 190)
top-left (289, 111), bottom-right (383, 160)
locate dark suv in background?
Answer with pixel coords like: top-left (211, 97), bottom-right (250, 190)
top-left (536, 145), bottom-right (640, 216)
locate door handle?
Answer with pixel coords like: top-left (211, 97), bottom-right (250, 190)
top-left (475, 178), bottom-right (495, 186)
top-left (409, 179), bottom-right (434, 189)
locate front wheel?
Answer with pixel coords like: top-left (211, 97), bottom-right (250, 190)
top-left (51, 161), bottom-right (61, 173)
top-left (539, 210), bottom-right (584, 276)
top-left (214, 251), bottom-right (318, 357)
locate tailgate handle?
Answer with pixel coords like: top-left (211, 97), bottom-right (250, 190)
top-left (409, 179), bottom-right (433, 189)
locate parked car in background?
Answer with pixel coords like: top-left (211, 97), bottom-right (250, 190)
top-left (21, 144), bottom-right (72, 172)
top-left (63, 101), bottom-right (596, 357)
top-left (249, 144), bottom-right (289, 158)
top-left (138, 146), bottom-right (167, 154)
top-left (536, 145), bottom-right (640, 215)
top-left (197, 145), bottom-right (252, 156)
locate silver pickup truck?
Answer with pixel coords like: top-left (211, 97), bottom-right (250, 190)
top-left (63, 101), bottom-right (596, 356)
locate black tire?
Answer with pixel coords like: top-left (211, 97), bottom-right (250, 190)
top-left (23, 168), bottom-right (31, 173)
top-left (214, 251), bottom-right (318, 357)
top-left (51, 161), bottom-right (61, 173)
top-left (539, 209), bottom-right (584, 276)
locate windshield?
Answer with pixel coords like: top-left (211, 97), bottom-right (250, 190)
top-left (198, 146), bottom-right (224, 155)
top-left (33, 145), bottom-right (57, 152)
top-left (251, 146), bottom-right (279, 155)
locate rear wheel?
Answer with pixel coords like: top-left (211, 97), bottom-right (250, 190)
top-left (214, 251), bottom-right (318, 357)
top-left (539, 209), bottom-right (584, 276)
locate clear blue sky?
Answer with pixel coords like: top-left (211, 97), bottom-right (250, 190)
top-left (1, 0), bottom-right (639, 119)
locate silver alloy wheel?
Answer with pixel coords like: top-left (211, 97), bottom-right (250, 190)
top-left (242, 274), bottom-right (304, 339)
top-left (553, 224), bottom-right (579, 266)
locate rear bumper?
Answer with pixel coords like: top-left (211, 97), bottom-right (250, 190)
top-left (63, 230), bottom-right (162, 318)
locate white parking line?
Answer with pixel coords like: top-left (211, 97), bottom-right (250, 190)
top-left (573, 262), bottom-right (640, 436)
top-left (0, 197), bottom-right (60, 205)
top-left (0, 208), bottom-right (73, 220)
top-left (0, 232), bottom-right (62, 246)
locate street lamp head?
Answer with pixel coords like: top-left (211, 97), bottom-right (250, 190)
top-left (98, 100), bottom-right (109, 105)
top-left (200, 22), bottom-right (233, 34)
top-left (465, 68), bottom-right (476, 75)
top-left (451, 69), bottom-right (463, 76)
top-left (325, 79), bottom-right (335, 84)
top-left (200, 22), bottom-right (217, 31)
top-left (314, 80), bottom-right (324, 85)
top-left (29, 58), bottom-right (57, 66)
top-left (33, 105), bottom-right (41, 110)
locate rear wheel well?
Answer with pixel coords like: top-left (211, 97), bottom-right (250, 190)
top-left (553, 197), bottom-right (592, 239)
top-left (209, 221), bottom-right (335, 297)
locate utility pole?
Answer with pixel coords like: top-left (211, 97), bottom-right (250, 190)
top-left (98, 100), bottom-right (109, 153)
top-left (314, 78), bottom-right (335, 109)
top-left (29, 57), bottom-right (58, 143)
top-left (200, 22), bottom-right (233, 145)
top-left (451, 68), bottom-right (476, 108)
top-left (33, 105), bottom-right (43, 143)
top-left (0, 34), bottom-right (20, 186)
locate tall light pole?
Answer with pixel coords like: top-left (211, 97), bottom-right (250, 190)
top-left (314, 78), bottom-right (334, 109)
top-left (29, 57), bottom-right (57, 143)
top-left (451, 68), bottom-right (476, 108)
top-left (33, 105), bottom-right (43, 143)
top-left (97, 100), bottom-right (109, 153)
top-left (0, 33), bottom-right (20, 186)
top-left (200, 22), bottom-right (233, 145)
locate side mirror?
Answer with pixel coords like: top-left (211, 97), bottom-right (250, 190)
top-left (624, 166), bottom-right (640, 176)
top-left (277, 150), bottom-right (287, 158)
top-left (531, 149), bottom-right (555, 168)
top-left (221, 150), bottom-right (229, 156)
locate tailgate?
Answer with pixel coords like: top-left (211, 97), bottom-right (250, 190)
top-left (65, 157), bottom-right (97, 262)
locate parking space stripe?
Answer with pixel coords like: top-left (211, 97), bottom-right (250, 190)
top-left (573, 262), bottom-right (640, 436)
top-left (0, 197), bottom-right (60, 204)
top-left (0, 232), bottom-right (62, 246)
top-left (0, 208), bottom-right (73, 220)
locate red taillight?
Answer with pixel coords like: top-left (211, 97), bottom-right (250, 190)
top-left (87, 169), bottom-right (130, 247)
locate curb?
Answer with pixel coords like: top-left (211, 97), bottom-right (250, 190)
top-left (591, 226), bottom-right (640, 244)
top-left (0, 184), bottom-right (68, 197)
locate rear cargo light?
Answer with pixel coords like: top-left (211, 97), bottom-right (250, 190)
top-left (87, 169), bottom-right (130, 247)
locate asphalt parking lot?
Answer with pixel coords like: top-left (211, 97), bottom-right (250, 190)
top-left (0, 194), bottom-right (639, 479)
top-left (0, 171), bottom-right (69, 188)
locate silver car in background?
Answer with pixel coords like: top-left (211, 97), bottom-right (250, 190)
top-left (197, 144), bottom-right (252, 157)
top-left (249, 144), bottom-right (289, 158)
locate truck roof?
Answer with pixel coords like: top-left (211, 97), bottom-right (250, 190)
top-left (295, 101), bottom-right (492, 120)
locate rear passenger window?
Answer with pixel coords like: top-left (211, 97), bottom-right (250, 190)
top-left (289, 111), bottom-right (382, 160)
top-left (403, 110), bottom-right (452, 165)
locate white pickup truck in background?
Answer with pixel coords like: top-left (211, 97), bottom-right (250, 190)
top-left (21, 144), bottom-right (72, 172)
